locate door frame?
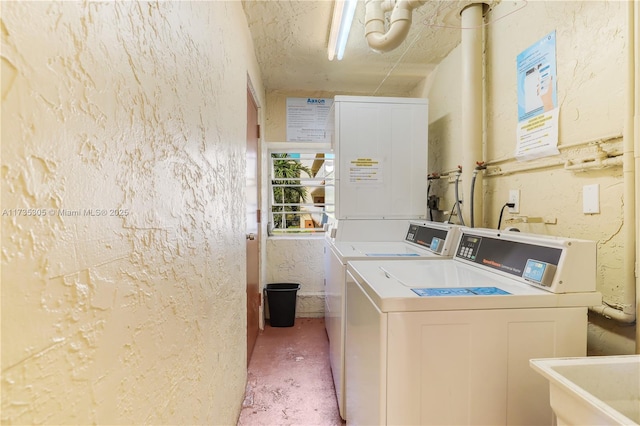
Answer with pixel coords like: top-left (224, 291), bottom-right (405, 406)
top-left (246, 79), bottom-right (262, 365)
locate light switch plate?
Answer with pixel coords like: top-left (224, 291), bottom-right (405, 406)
top-left (583, 184), bottom-right (600, 214)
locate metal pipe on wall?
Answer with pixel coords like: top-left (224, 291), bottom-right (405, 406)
top-left (460, 3), bottom-right (484, 227)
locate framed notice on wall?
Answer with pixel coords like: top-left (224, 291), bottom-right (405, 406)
top-left (286, 97), bottom-right (333, 142)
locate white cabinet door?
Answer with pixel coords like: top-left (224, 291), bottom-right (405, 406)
top-left (333, 96), bottom-right (428, 220)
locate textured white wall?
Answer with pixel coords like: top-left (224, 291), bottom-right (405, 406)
top-left (1, 2), bottom-right (264, 424)
top-left (418, 1), bottom-right (635, 354)
top-left (266, 237), bottom-right (325, 318)
top-left (413, 44), bottom-right (463, 219)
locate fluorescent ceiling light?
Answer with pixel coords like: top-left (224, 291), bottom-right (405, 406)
top-left (328, 0), bottom-right (357, 61)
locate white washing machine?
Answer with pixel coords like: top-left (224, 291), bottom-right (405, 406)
top-left (324, 220), bottom-right (460, 419)
top-left (345, 227), bottom-right (602, 426)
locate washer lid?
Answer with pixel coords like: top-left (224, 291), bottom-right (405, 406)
top-left (331, 241), bottom-right (439, 261)
top-left (347, 260), bottom-right (601, 312)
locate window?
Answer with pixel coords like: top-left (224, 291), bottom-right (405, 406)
top-left (269, 150), bottom-right (334, 235)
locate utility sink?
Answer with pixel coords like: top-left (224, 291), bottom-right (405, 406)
top-left (530, 355), bottom-right (640, 426)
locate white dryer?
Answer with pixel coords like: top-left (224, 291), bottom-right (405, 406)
top-left (324, 220), bottom-right (460, 419)
top-left (345, 227), bottom-right (602, 426)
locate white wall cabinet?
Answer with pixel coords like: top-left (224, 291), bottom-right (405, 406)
top-left (328, 96), bottom-right (428, 220)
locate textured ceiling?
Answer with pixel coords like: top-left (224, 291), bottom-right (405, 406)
top-left (242, 0), bottom-right (497, 96)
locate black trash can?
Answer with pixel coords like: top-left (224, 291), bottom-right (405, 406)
top-left (265, 283), bottom-right (300, 327)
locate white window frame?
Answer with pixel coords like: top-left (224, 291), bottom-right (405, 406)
top-left (267, 142), bottom-right (333, 236)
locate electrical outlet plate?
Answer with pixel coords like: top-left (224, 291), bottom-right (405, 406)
top-left (509, 189), bottom-right (520, 214)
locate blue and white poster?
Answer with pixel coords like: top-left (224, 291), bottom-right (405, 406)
top-left (515, 31), bottom-right (559, 161)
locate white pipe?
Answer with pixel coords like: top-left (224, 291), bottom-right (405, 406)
top-left (364, 0), bottom-right (426, 52)
top-left (380, 0), bottom-right (395, 13)
top-left (590, 304), bottom-right (634, 323)
top-left (634, 0), bottom-right (640, 354)
top-left (589, 1), bottom-right (637, 338)
top-left (563, 155), bottom-right (622, 172)
top-left (461, 3), bottom-right (484, 227)
top-left (485, 134), bottom-right (623, 167)
top-left (486, 153), bottom-right (623, 176)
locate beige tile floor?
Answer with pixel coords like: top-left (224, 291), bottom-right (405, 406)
top-left (237, 318), bottom-right (345, 426)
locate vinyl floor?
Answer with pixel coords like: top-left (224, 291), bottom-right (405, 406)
top-left (237, 318), bottom-right (345, 426)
